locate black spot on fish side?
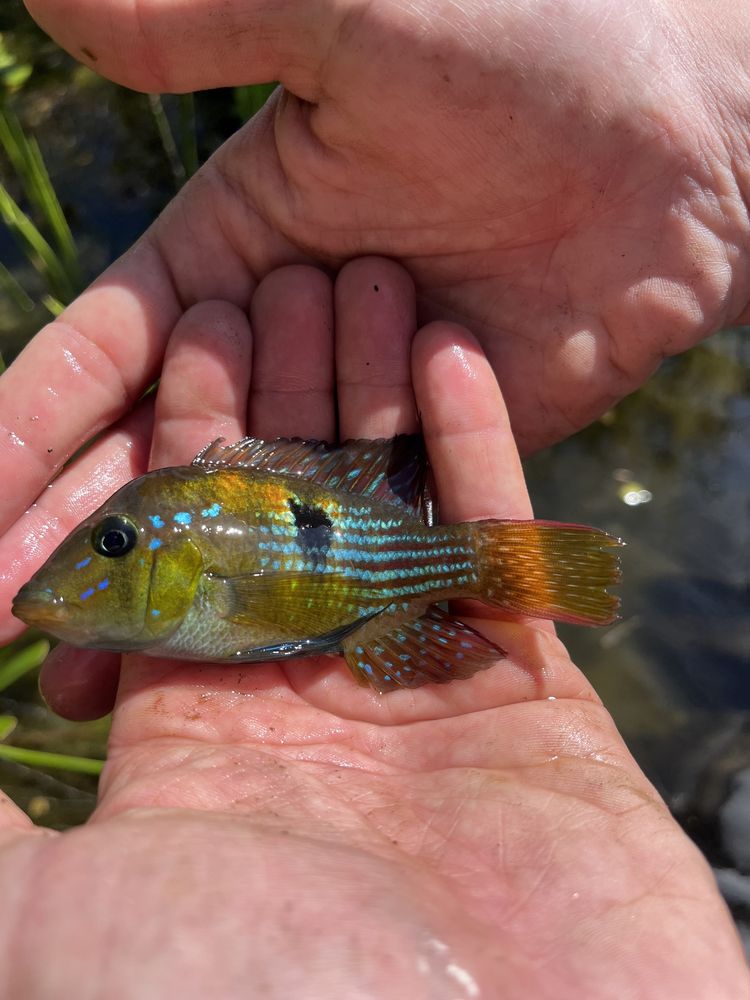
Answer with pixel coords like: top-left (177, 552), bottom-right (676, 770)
top-left (288, 498), bottom-right (333, 568)
top-left (386, 435), bottom-right (428, 507)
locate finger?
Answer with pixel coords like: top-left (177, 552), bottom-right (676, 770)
top-left (248, 266), bottom-right (335, 440)
top-left (150, 301), bottom-right (253, 468)
top-left (412, 323), bottom-right (555, 636)
top-left (0, 401), bottom-right (154, 643)
top-left (335, 257), bottom-right (419, 439)
top-left (26, 0), bottom-right (326, 95)
top-left (411, 322), bottom-right (533, 523)
top-left (0, 240), bottom-right (179, 538)
top-left (0, 137), bottom-right (286, 543)
top-left (39, 646), bottom-right (121, 722)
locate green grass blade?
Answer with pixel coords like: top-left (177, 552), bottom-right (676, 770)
top-left (0, 744), bottom-right (104, 775)
top-left (0, 717), bottom-right (17, 741)
top-left (21, 134), bottom-right (81, 287)
top-left (41, 294), bottom-right (65, 316)
top-left (0, 638), bottom-right (49, 693)
top-left (233, 82), bottom-right (276, 121)
top-left (0, 259), bottom-right (33, 312)
top-left (178, 93), bottom-right (198, 179)
top-left (0, 102), bottom-right (26, 177)
top-left (0, 106), bottom-right (81, 293)
top-left (0, 178), bottom-right (76, 303)
top-left (148, 93), bottom-right (185, 188)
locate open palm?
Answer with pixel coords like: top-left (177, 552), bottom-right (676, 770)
top-left (1, 261), bottom-right (745, 998)
top-left (3, 0), bottom-right (750, 595)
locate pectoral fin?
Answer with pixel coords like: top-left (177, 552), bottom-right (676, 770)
top-left (220, 570), bottom-right (385, 637)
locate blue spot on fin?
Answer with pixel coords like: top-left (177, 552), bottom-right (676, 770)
top-left (343, 605), bottom-right (504, 693)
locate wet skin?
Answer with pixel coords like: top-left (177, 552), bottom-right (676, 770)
top-left (2, 1), bottom-right (750, 991)
top-left (0, 261), bottom-right (747, 998)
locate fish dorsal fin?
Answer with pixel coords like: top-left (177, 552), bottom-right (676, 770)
top-left (193, 434), bottom-right (435, 521)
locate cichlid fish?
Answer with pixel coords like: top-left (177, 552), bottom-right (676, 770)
top-left (12, 435), bottom-right (622, 692)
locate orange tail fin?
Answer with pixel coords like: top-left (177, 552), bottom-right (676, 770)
top-left (473, 520), bottom-right (623, 625)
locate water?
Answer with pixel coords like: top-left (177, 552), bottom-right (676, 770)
top-left (1, 0), bottom-right (749, 942)
top-left (526, 332), bottom-right (750, 938)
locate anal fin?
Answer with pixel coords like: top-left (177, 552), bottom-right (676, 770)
top-left (343, 605), bottom-right (505, 693)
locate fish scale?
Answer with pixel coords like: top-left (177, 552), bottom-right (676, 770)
top-left (12, 434), bottom-right (623, 691)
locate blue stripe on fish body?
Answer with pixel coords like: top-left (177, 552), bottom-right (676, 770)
top-left (75, 557), bottom-right (92, 570)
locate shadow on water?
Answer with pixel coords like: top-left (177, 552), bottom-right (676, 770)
top-left (2, 0), bottom-right (750, 948)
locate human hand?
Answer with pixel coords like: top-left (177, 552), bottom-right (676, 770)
top-left (1, 260), bottom-right (746, 998)
top-left (3, 0), bottom-right (749, 640)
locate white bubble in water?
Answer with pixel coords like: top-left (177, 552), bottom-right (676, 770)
top-left (622, 488), bottom-right (653, 506)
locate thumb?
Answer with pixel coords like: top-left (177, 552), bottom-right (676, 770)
top-left (24, 0), bottom-right (335, 96)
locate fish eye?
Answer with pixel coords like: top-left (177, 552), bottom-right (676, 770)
top-left (91, 515), bottom-right (138, 558)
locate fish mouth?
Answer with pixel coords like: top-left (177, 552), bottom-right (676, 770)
top-left (12, 584), bottom-right (68, 629)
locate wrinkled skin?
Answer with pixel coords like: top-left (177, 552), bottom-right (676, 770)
top-left (0, 261), bottom-right (747, 999)
top-left (2, 0), bottom-right (750, 641)
top-left (1, 1), bottom-right (750, 993)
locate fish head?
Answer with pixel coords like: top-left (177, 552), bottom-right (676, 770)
top-left (12, 477), bottom-right (204, 651)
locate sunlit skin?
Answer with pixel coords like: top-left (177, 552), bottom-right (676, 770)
top-left (1, 0), bottom-right (749, 991)
top-left (0, 260), bottom-right (747, 998)
top-left (2, 0), bottom-right (750, 649)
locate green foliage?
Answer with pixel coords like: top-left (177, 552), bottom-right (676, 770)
top-left (0, 9), bottom-right (278, 825)
top-left (0, 32), bottom-right (32, 91)
top-left (0, 104), bottom-right (82, 310)
top-left (147, 92), bottom-right (198, 189)
top-left (234, 82), bottom-right (277, 121)
top-left (0, 743), bottom-right (104, 776)
top-left (0, 259), bottom-right (34, 314)
top-left (0, 716), bottom-right (16, 741)
top-left (0, 637), bottom-right (49, 692)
